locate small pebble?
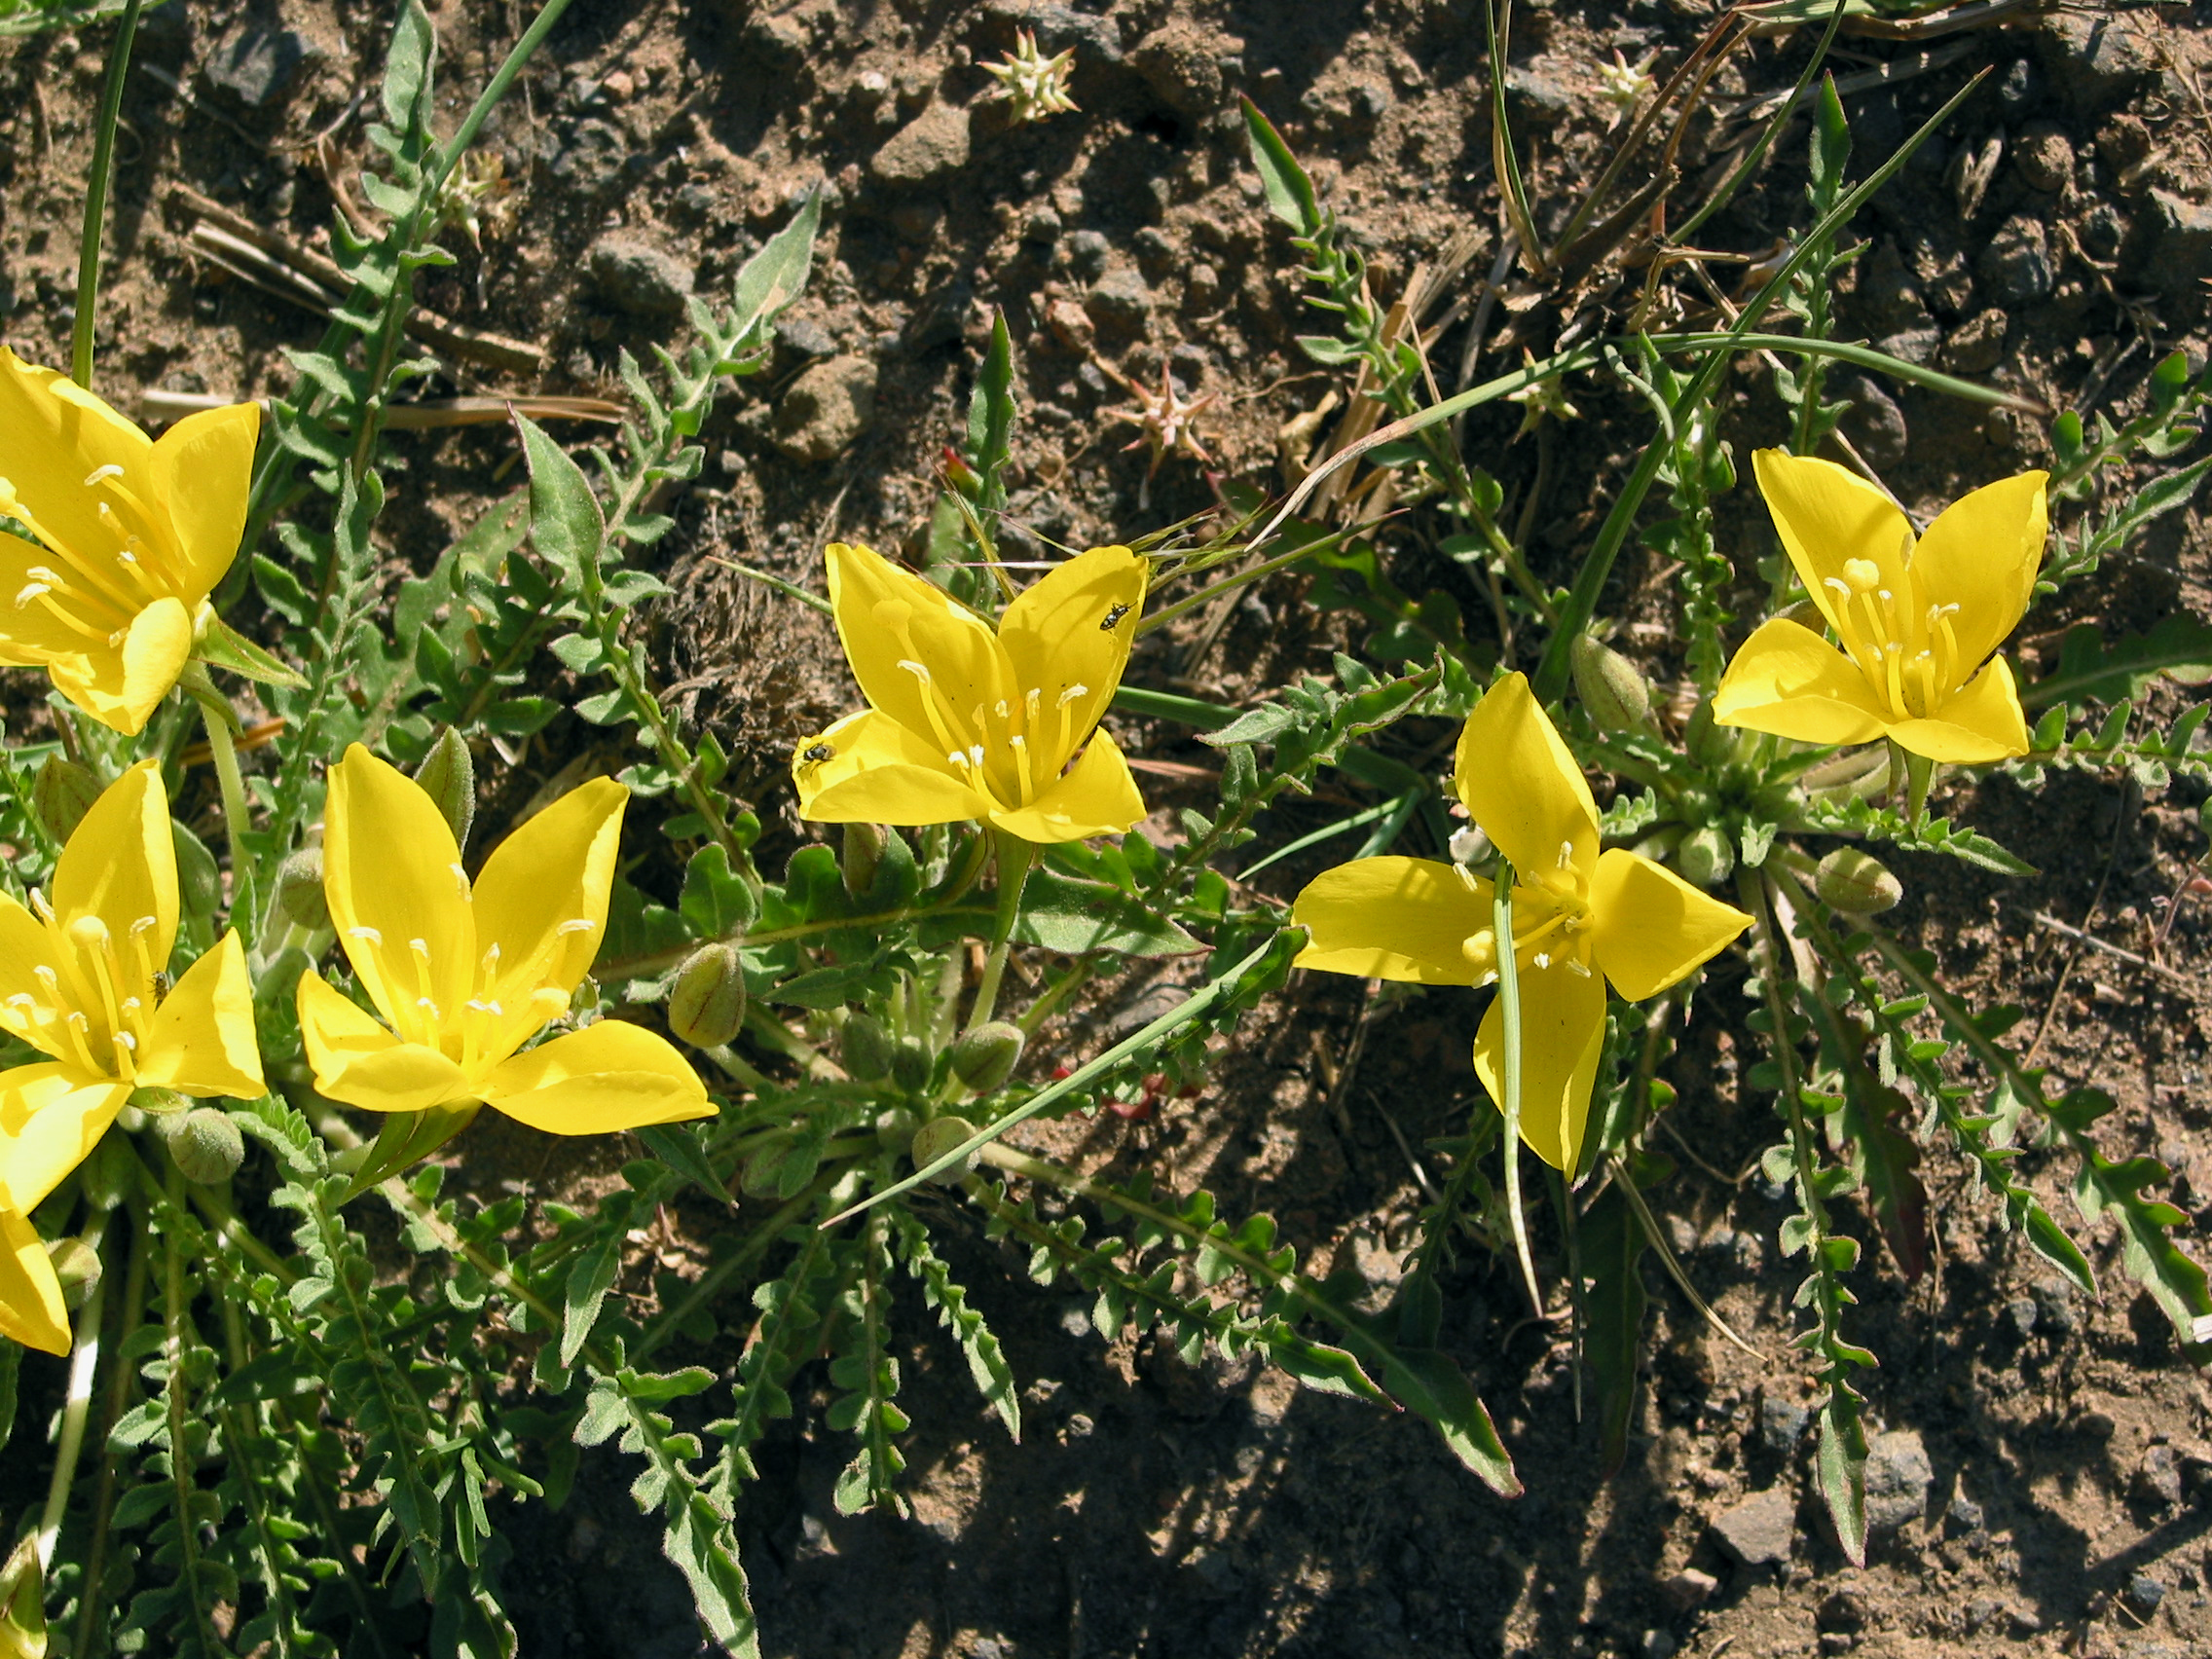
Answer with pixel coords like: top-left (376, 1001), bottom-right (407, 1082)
top-left (2127, 1572), bottom-right (2166, 1613)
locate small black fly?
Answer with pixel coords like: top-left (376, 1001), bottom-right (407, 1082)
top-left (801, 742), bottom-right (834, 763)
top-left (1100, 603), bottom-right (1131, 632)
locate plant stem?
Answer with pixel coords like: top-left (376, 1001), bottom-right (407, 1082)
top-left (1492, 866), bottom-right (1545, 1318)
top-left (966, 832), bottom-right (1035, 1034)
top-left (36, 1207), bottom-right (111, 1570)
top-left (71, 0), bottom-right (146, 389)
top-left (1902, 751), bottom-right (1935, 828)
top-left (179, 665), bottom-right (255, 944)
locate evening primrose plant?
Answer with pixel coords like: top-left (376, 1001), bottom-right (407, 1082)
top-left (0, 2), bottom-right (2208, 1655)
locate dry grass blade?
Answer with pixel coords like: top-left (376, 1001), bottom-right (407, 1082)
top-left (139, 389), bottom-right (621, 429)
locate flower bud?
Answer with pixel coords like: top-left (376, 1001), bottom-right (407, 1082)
top-left (1815, 847), bottom-right (1902, 914)
top-left (950, 1021), bottom-right (1025, 1094)
top-left (129, 1085), bottom-right (191, 1119)
top-left (171, 822), bottom-right (222, 918)
top-left (841, 821), bottom-right (885, 898)
top-left (162, 1108), bottom-right (244, 1186)
top-left (1449, 824), bottom-right (1493, 866)
top-left (413, 725), bottom-right (476, 852)
top-left (910, 1115), bottom-right (978, 1183)
top-left (1569, 633), bottom-right (1651, 734)
top-left (1674, 825), bottom-right (1736, 889)
top-left (0, 1532), bottom-right (43, 1657)
top-left (889, 1038), bottom-right (933, 1094)
top-left (667, 942), bottom-right (747, 1049)
top-left (45, 1235), bottom-right (101, 1310)
top-left (31, 755), bottom-right (102, 843)
top-left (874, 1107), bottom-right (918, 1155)
top-left (839, 1014), bottom-right (896, 1082)
top-left (274, 848), bottom-right (331, 932)
top-left (1775, 597), bottom-right (1825, 632)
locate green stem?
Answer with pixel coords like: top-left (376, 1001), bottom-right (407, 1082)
top-left (179, 665), bottom-right (255, 945)
top-left (432, 0), bottom-right (577, 191)
top-left (1902, 751), bottom-right (1935, 828)
top-left (1493, 866), bottom-right (1544, 1317)
top-left (1016, 956), bottom-right (1094, 1036)
top-left (35, 1206), bottom-right (111, 1570)
top-left (965, 832), bottom-right (1035, 1034)
top-left (160, 1162), bottom-right (223, 1653)
top-left (71, 0), bottom-right (146, 389)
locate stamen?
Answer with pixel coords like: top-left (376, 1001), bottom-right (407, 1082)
top-left (1841, 559), bottom-right (1881, 593)
top-left (897, 659), bottom-right (932, 682)
top-left (83, 464), bottom-right (124, 487)
top-left (1055, 683), bottom-right (1089, 707)
top-left (968, 744), bottom-right (984, 768)
top-left (129, 915), bottom-right (158, 936)
top-left (1024, 688), bottom-right (1042, 724)
top-left (465, 998), bottom-right (504, 1016)
top-left (15, 583), bottom-right (52, 608)
top-left (26, 890), bottom-right (52, 924)
top-left (348, 926), bottom-right (384, 944)
top-left (1556, 839), bottom-right (1575, 870)
top-left (556, 919), bottom-right (595, 936)
top-left (112, 1031), bottom-right (135, 1052)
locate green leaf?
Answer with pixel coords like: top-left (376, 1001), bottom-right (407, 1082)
top-left (562, 1238), bottom-right (622, 1368)
top-left (1242, 97), bottom-right (1321, 235)
top-left (637, 1124), bottom-right (730, 1205)
top-left (380, 0), bottom-right (437, 136)
top-left (682, 843), bottom-right (756, 940)
top-left (1816, 1383), bottom-right (1869, 1566)
top-left (1009, 871), bottom-right (1198, 957)
top-left (1580, 1185), bottom-right (1647, 1477)
top-left (194, 612), bottom-right (309, 688)
top-left (1373, 1345), bottom-right (1521, 1496)
top-left (729, 189), bottom-right (822, 358)
top-left (966, 311), bottom-right (1016, 521)
top-left (516, 413), bottom-right (606, 584)
top-left (2023, 613), bottom-right (2212, 710)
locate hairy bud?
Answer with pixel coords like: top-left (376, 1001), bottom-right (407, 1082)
top-left (274, 848), bottom-right (331, 932)
top-left (910, 1115), bottom-right (978, 1183)
top-left (45, 1235), bottom-right (101, 1310)
top-left (171, 822), bottom-right (222, 919)
top-left (1675, 825), bottom-right (1736, 890)
top-left (841, 821), bottom-right (885, 899)
top-left (839, 1014), bottom-right (895, 1082)
top-left (1816, 847), bottom-right (1903, 914)
top-left (889, 1038), bottom-right (933, 1094)
top-left (950, 1021), bottom-right (1025, 1094)
top-left (1569, 633), bottom-right (1651, 734)
top-left (667, 942), bottom-right (747, 1049)
top-left (873, 1107), bottom-right (918, 1156)
top-left (1774, 597), bottom-right (1825, 632)
top-left (413, 726), bottom-right (476, 852)
top-left (31, 755), bottom-right (102, 843)
top-left (163, 1108), bottom-right (244, 1186)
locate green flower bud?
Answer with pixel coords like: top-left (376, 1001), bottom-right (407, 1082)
top-left (171, 821), bottom-right (222, 919)
top-left (129, 1085), bottom-right (190, 1119)
top-left (1675, 825), bottom-right (1736, 890)
top-left (274, 847), bottom-right (331, 932)
top-left (45, 1235), bottom-right (101, 1310)
top-left (910, 1115), bottom-right (978, 1183)
top-left (413, 725), bottom-right (476, 853)
top-left (1775, 597), bottom-right (1825, 632)
top-left (667, 942), bottom-right (747, 1049)
top-left (1569, 633), bottom-right (1651, 734)
top-left (874, 1106), bottom-right (918, 1156)
top-left (162, 1108), bottom-right (243, 1186)
top-left (1815, 847), bottom-right (1902, 914)
top-left (950, 1020), bottom-right (1025, 1094)
top-left (889, 1038), bottom-right (933, 1094)
top-left (841, 821), bottom-right (885, 899)
top-left (839, 1014), bottom-right (896, 1082)
top-left (31, 755), bottom-right (102, 843)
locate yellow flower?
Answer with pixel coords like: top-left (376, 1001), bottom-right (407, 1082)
top-left (0, 348), bottom-right (260, 734)
top-left (1713, 450), bottom-right (2046, 763)
top-left (1291, 674), bottom-right (1751, 1173)
top-left (0, 761), bottom-right (262, 1352)
top-left (793, 541), bottom-right (1149, 843)
top-left (296, 746), bottom-right (711, 1136)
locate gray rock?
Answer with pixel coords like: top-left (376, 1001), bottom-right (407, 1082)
top-left (739, 10), bottom-right (810, 73)
top-left (2035, 10), bottom-right (2161, 108)
top-left (871, 101), bottom-right (972, 188)
top-left (981, 3), bottom-right (1123, 66)
top-left (1130, 22), bottom-right (1225, 118)
top-left (2015, 122), bottom-right (2075, 192)
top-left (551, 118), bottom-right (629, 196)
top-left (775, 316), bottom-right (838, 363)
top-left (1085, 267), bottom-right (1154, 341)
top-left (1711, 1487), bottom-right (1795, 1566)
top-left (1661, 1567), bottom-right (1718, 1610)
top-left (1860, 241), bottom-right (1934, 336)
top-left (1996, 55), bottom-right (2040, 115)
top-left (1760, 1396), bottom-right (1810, 1456)
top-left (1641, 1631), bottom-right (1677, 1659)
top-left (1946, 1490), bottom-right (1986, 1533)
top-left (2003, 1294), bottom-right (2039, 1337)
top-left (587, 236), bottom-right (694, 322)
top-left (203, 24), bottom-right (313, 108)
top-left (771, 356), bottom-right (878, 461)
top-left (1504, 66), bottom-right (1571, 120)
top-left (2126, 1572), bottom-right (2166, 1613)
top-left (2133, 1444), bottom-right (2183, 1508)
top-left (1940, 309), bottom-right (2008, 376)
top-left (1817, 1589), bottom-right (1869, 1632)
top-left (1873, 328), bottom-right (1941, 370)
top-left (2032, 1275), bottom-right (2078, 1335)
top-left (2150, 192), bottom-right (2212, 294)
top-left (1837, 373), bottom-right (1909, 470)
top-left (1863, 1429), bottom-right (1933, 1533)
top-left (1064, 229), bottom-right (1112, 281)
top-left (1022, 206), bottom-right (1063, 246)
top-left (1978, 216), bottom-right (2053, 305)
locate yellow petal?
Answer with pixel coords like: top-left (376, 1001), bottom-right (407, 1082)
top-left (52, 760), bottom-right (177, 980)
top-left (0, 1062), bottom-right (128, 1213)
top-left (1454, 673), bottom-right (1599, 884)
top-left (0, 346), bottom-right (151, 574)
top-left (1291, 856), bottom-right (1493, 985)
top-left (143, 401), bottom-right (260, 602)
top-left (825, 542), bottom-right (1008, 755)
top-left (480, 1019), bottom-right (712, 1134)
top-left (323, 745), bottom-right (474, 1045)
top-left (1905, 469), bottom-right (2047, 671)
top-left (46, 594), bottom-right (195, 735)
top-left (0, 893), bottom-right (69, 1062)
top-left (996, 545), bottom-right (1147, 767)
top-left (1888, 655), bottom-right (2030, 762)
top-left (988, 727), bottom-right (1146, 842)
top-left (794, 708), bottom-right (994, 827)
top-left (296, 970), bottom-right (472, 1114)
top-left (0, 1204), bottom-right (69, 1356)
top-left (0, 528), bottom-right (125, 668)
top-left (1587, 848), bottom-right (1751, 1003)
top-left (1751, 449), bottom-right (1913, 638)
top-left (134, 932), bottom-right (263, 1098)
top-left (471, 776), bottom-right (626, 1064)
top-left (1712, 617), bottom-right (1891, 746)
top-left (1472, 953), bottom-right (1607, 1173)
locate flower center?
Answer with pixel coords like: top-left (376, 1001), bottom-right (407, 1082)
top-left (1819, 550), bottom-right (1964, 722)
top-left (888, 624), bottom-right (1085, 810)
top-left (0, 907), bottom-right (166, 1081)
top-left (1455, 846), bottom-right (1598, 982)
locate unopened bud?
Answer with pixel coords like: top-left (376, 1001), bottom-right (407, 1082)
top-left (950, 1021), bottom-right (1025, 1094)
top-left (874, 1106), bottom-right (918, 1155)
top-left (162, 1108), bottom-right (244, 1186)
top-left (1568, 633), bottom-right (1651, 734)
top-left (889, 1038), bottom-right (933, 1094)
top-left (1775, 597), bottom-right (1825, 632)
top-left (667, 942), bottom-right (747, 1049)
top-left (129, 1085), bottom-right (190, 1118)
top-left (840, 1014), bottom-right (895, 1081)
top-left (413, 726), bottom-right (476, 852)
top-left (1675, 825), bottom-right (1736, 889)
top-left (274, 848), bottom-right (330, 932)
top-left (1449, 824), bottom-right (1493, 866)
top-left (31, 755), bottom-right (102, 843)
top-left (1815, 847), bottom-right (1902, 914)
top-left (45, 1235), bottom-right (101, 1309)
top-left (841, 821), bottom-right (885, 898)
top-left (171, 822), bottom-right (221, 918)
top-left (910, 1115), bottom-right (978, 1183)
top-left (0, 1532), bottom-right (43, 1657)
